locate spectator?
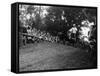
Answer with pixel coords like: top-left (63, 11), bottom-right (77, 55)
top-left (69, 24), bottom-right (77, 40)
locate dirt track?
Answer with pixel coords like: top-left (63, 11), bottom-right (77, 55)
top-left (19, 41), bottom-right (95, 72)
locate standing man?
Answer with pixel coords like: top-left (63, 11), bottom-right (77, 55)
top-left (68, 24), bottom-right (77, 46)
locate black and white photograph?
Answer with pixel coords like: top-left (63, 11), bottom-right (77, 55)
top-left (17, 3), bottom-right (97, 72)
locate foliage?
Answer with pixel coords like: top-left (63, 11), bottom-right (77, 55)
top-left (19, 4), bottom-right (97, 49)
